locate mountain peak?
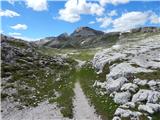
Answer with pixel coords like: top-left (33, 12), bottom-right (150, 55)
top-left (71, 26), bottom-right (104, 37)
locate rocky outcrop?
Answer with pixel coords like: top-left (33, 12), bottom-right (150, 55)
top-left (138, 103), bottom-right (160, 114)
top-left (105, 77), bottom-right (128, 93)
top-left (92, 33), bottom-right (160, 119)
top-left (114, 108), bottom-right (142, 119)
top-left (121, 83), bottom-right (138, 93)
top-left (132, 90), bottom-right (160, 103)
top-left (113, 91), bottom-right (131, 104)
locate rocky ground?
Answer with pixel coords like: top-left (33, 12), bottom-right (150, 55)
top-left (92, 34), bottom-right (160, 119)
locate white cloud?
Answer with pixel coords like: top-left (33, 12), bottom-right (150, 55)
top-left (108, 10), bottom-right (117, 17)
top-left (0, 30), bottom-right (3, 33)
top-left (58, 0), bottom-right (104, 23)
top-left (89, 21), bottom-right (96, 24)
top-left (9, 32), bottom-right (21, 36)
top-left (99, 0), bottom-right (129, 6)
top-left (25, 0), bottom-right (48, 11)
top-left (101, 11), bottom-right (160, 32)
top-left (149, 13), bottom-right (160, 24)
top-left (13, 35), bottom-right (41, 41)
top-left (0, 9), bottom-right (20, 17)
top-left (11, 24), bottom-right (28, 30)
top-left (111, 11), bottom-right (150, 32)
top-left (96, 17), bottom-right (112, 28)
top-left (8, 0), bottom-right (15, 4)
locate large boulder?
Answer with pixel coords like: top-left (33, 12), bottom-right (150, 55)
top-left (132, 89), bottom-right (160, 103)
top-left (114, 108), bottom-right (142, 118)
top-left (114, 91), bottom-right (131, 104)
top-left (121, 83), bottom-right (138, 93)
top-left (105, 77), bottom-right (128, 93)
top-left (108, 63), bottom-right (152, 79)
top-left (138, 103), bottom-right (160, 114)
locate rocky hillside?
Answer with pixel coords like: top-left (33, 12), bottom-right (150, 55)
top-left (92, 33), bottom-right (160, 120)
top-left (35, 26), bottom-right (160, 49)
top-left (1, 34), bottom-right (77, 119)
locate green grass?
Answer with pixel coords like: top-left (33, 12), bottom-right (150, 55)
top-left (69, 51), bottom-right (94, 61)
top-left (1, 51), bottom-right (77, 118)
top-left (77, 64), bottom-right (118, 120)
top-left (38, 47), bottom-right (98, 61)
top-left (8, 40), bottom-right (28, 48)
top-left (134, 70), bottom-right (160, 80)
top-left (152, 112), bottom-right (160, 120)
top-left (101, 34), bottom-right (119, 46)
top-left (49, 68), bottom-right (77, 118)
top-left (131, 63), bottom-right (141, 68)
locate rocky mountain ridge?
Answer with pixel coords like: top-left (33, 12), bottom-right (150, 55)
top-left (35, 26), bottom-right (160, 49)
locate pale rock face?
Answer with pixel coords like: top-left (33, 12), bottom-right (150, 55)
top-left (112, 45), bottom-right (122, 50)
top-left (148, 80), bottom-right (160, 91)
top-left (120, 102), bottom-right (135, 109)
top-left (130, 49), bottom-right (160, 69)
top-left (132, 89), bottom-right (160, 103)
top-left (138, 103), bottom-right (160, 114)
top-left (105, 77), bottom-right (128, 93)
top-left (92, 34), bottom-right (160, 120)
top-left (92, 50), bottom-right (126, 73)
top-left (114, 108), bottom-right (142, 118)
top-left (148, 80), bottom-right (157, 86)
top-left (114, 91), bottom-right (131, 104)
top-left (112, 116), bottom-right (121, 120)
top-left (133, 78), bottom-right (148, 86)
top-left (108, 63), bottom-right (152, 79)
top-left (93, 81), bottom-right (106, 88)
top-left (121, 83), bottom-right (138, 93)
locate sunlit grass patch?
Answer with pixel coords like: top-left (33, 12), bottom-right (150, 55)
top-left (134, 69), bottom-right (160, 80)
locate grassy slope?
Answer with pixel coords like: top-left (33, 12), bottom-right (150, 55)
top-left (1, 40), bottom-right (77, 118)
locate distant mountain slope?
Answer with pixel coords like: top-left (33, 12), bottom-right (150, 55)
top-left (34, 26), bottom-right (160, 49)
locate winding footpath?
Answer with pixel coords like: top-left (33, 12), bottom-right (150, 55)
top-left (73, 82), bottom-right (101, 120)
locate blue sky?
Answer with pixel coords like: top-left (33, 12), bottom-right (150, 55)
top-left (1, 0), bottom-right (160, 41)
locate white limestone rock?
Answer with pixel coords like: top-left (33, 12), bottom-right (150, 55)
top-left (121, 83), bottom-right (138, 92)
top-left (112, 116), bottom-right (121, 120)
top-left (132, 89), bottom-right (160, 103)
top-left (93, 81), bottom-right (106, 88)
top-left (138, 103), bottom-right (160, 114)
top-left (108, 63), bottom-right (152, 79)
top-left (92, 49), bottom-right (126, 73)
top-left (105, 77), bottom-right (128, 93)
top-left (114, 91), bottom-right (131, 104)
top-left (133, 78), bottom-right (148, 86)
top-left (148, 80), bottom-right (160, 91)
top-left (114, 108), bottom-right (142, 118)
top-left (120, 102), bottom-right (135, 109)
